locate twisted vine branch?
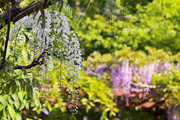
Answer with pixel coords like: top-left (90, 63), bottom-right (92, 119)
top-left (0, 0), bottom-right (53, 30)
top-left (12, 43), bottom-right (54, 70)
top-left (0, 0), bottom-right (11, 70)
top-left (0, 0), bottom-right (55, 70)
top-left (13, 51), bottom-right (46, 70)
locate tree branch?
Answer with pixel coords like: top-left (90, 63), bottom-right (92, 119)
top-left (0, 0), bottom-right (11, 69)
top-left (131, 82), bottom-right (162, 89)
top-left (0, 0), bottom-right (53, 30)
top-left (13, 51), bottom-right (47, 70)
top-left (13, 44), bottom-right (53, 70)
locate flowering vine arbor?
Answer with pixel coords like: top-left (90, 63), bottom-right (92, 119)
top-left (84, 49), bottom-right (180, 119)
top-left (0, 0), bottom-right (82, 119)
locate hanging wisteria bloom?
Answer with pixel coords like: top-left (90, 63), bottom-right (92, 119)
top-left (11, 10), bottom-right (81, 76)
top-left (168, 106), bottom-right (180, 120)
top-left (111, 59), bottom-right (132, 94)
top-left (176, 63), bottom-right (180, 69)
top-left (131, 65), bottom-right (139, 76)
top-left (85, 68), bottom-right (93, 75)
top-left (160, 62), bottom-right (172, 74)
top-left (139, 62), bottom-right (157, 85)
top-left (104, 0), bottom-right (121, 16)
top-left (10, 9), bottom-right (82, 114)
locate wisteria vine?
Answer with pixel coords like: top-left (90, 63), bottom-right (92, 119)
top-left (10, 9), bottom-right (82, 114)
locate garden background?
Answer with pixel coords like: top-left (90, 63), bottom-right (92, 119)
top-left (0, 0), bottom-right (180, 120)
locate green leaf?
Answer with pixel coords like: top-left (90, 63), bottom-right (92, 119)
top-left (0, 37), bottom-right (4, 46)
top-left (19, 102), bottom-right (24, 110)
top-left (113, 108), bottom-right (119, 113)
top-left (81, 98), bottom-right (88, 105)
top-left (86, 105), bottom-right (91, 113)
top-left (15, 114), bottom-right (22, 120)
top-left (35, 79), bottom-right (41, 89)
top-left (22, 48), bottom-right (28, 61)
top-left (8, 97), bottom-right (14, 105)
top-left (21, 68), bottom-right (27, 76)
top-left (26, 118), bottom-right (34, 120)
top-left (12, 95), bottom-right (20, 109)
top-left (25, 100), bottom-right (30, 110)
top-left (0, 104), bottom-right (4, 111)
top-left (26, 78), bottom-right (33, 98)
top-left (0, 95), bottom-right (8, 105)
top-left (89, 102), bottom-right (95, 107)
top-left (6, 80), bottom-right (15, 94)
top-left (104, 108), bottom-right (110, 112)
top-left (34, 98), bottom-right (41, 109)
top-left (110, 111), bottom-right (116, 116)
top-left (33, 4), bottom-right (39, 19)
top-left (0, 16), bottom-right (5, 26)
top-left (12, 81), bottom-right (16, 93)
top-left (38, 1), bottom-right (45, 28)
top-left (71, 19), bottom-right (79, 30)
top-left (135, 106), bottom-right (139, 111)
top-left (24, 33), bottom-right (29, 44)
top-left (94, 99), bottom-right (100, 103)
top-left (18, 79), bottom-right (25, 90)
top-left (18, 91), bottom-right (24, 102)
top-left (58, 0), bottom-right (64, 12)
top-left (8, 104), bottom-right (16, 119)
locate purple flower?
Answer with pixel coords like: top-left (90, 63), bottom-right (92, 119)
top-left (164, 62), bottom-right (172, 72)
top-left (168, 106), bottom-right (180, 120)
top-left (95, 68), bottom-right (105, 75)
top-left (177, 63), bottom-right (180, 69)
top-left (153, 60), bottom-right (160, 74)
top-left (111, 66), bottom-right (121, 88)
top-left (111, 59), bottom-right (132, 96)
top-left (84, 68), bottom-right (93, 75)
top-left (160, 62), bottom-right (172, 73)
top-left (121, 59), bottom-right (132, 91)
top-left (95, 64), bottom-right (105, 75)
top-left (139, 63), bottom-right (156, 85)
top-left (43, 107), bottom-right (50, 115)
top-left (131, 66), bottom-right (138, 76)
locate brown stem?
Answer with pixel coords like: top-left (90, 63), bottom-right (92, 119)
top-left (13, 44), bottom-right (53, 70)
top-left (13, 51), bottom-right (47, 70)
top-left (0, 0), bottom-right (53, 30)
top-left (131, 82), bottom-right (162, 89)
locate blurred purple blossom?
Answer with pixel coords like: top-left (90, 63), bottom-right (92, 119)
top-left (139, 63), bottom-right (157, 85)
top-left (131, 66), bottom-right (138, 76)
top-left (160, 62), bottom-right (172, 73)
top-left (168, 106), bottom-right (180, 120)
top-left (153, 60), bottom-right (161, 74)
top-left (177, 63), bottom-right (180, 69)
top-left (84, 58), bottom-right (174, 98)
top-left (95, 64), bottom-right (106, 75)
top-left (121, 59), bottom-right (132, 92)
top-left (111, 66), bottom-right (121, 88)
top-left (163, 62), bottom-right (172, 72)
top-left (84, 68), bottom-right (93, 75)
top-left (111, 59), bottom-right (132, 96)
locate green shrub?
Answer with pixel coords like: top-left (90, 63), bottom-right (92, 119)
top-left (77, 0), bottom-right (180, 58)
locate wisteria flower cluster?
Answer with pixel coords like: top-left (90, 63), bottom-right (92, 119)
top-left (168, 106), bottom-right (180, 120)
top-left (112, 60), bottom-right (174, 88)
top-left (85, 59), bottom-right (177, 97)
top-left (111, 59), bottom-right (132, 95)
top-left (104, 0), bottom-right (117, 15)
top-left (10, 9), bottom-right (82, 114)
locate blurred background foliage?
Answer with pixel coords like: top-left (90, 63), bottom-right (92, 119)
top-left (71, 0), bottom-right (180, 58)
top-left (0, 0), bottom-right (180, 119)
